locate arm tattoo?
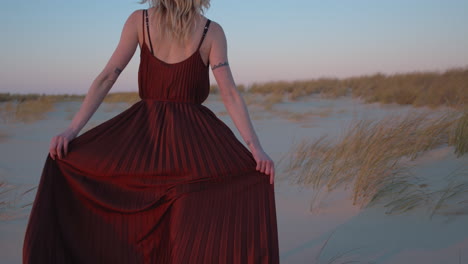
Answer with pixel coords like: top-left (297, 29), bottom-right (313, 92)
top-left (114, 67), bottom-right (123, 75)
top-left (211, 61), bottom-right (229, 70)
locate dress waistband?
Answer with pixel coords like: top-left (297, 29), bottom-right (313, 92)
top-left (142, 98), bottom-right (200, 104)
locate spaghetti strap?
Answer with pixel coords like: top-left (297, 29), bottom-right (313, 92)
top-left (145, 9), bottom-right (155, 55)
top-left (197, 19), bottom-right (211, 50)
top-left (141, 10), bottom-right (145, 47)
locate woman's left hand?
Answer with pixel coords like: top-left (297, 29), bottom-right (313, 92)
top-left (252, 148), bottom-right (275, 185)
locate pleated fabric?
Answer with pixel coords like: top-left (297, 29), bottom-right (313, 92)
top-left (22, 8), bottom-right (280, 264)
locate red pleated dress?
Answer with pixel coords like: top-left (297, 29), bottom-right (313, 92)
top-left (22, 9), bottom-right (280, 264)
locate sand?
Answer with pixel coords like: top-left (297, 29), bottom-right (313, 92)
top-left (1, 93), bottom-right (467, 263)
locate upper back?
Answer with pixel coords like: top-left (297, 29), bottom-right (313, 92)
top-left (140, 7), bottom-right (212, 66)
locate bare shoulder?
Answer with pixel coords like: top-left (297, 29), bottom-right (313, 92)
top-left (205, 20), bottom-right (228, 59)
top-left (207, 20), bottom-right (223, 33)
top-left (128, 9), bottom-right (144, 22)
top-left (207, 20), bottom-right (227, 42)
top-left (124, 9), bottom-right (146, 39)
top-left (120, 9), bottom-right (143, 30)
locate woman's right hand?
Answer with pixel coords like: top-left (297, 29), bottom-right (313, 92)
top-left (49, 127), bottom-right (78, 160)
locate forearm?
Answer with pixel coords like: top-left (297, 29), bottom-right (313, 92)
top-left (222, 91), bottom-right (263, 153)
top-left (68, 76), bottom-right (115, 135)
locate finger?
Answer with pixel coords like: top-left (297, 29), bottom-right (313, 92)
top-left (56, 138), bottom-right (63, 159)
top-left (266, 165), bottom-right (270, 181)
top-left (49, 146), bottom-right (56, 160)
top-left (59, 138), bottom-right (65, 158)
top-left (256, 160), bottom-right (260, 171)
top-left (49, 137), bottom-right (57, 149)
top-left (59, 137), bottom-right (65, 158)
top-left (49, 137), bottom-right (58, 160)
top-left (63, 139), bottom-right (69, 156)
top-left (264, 162), bottom-right (271, 176)
top-left (259, 161), bottom-right (265, 173)
top-left (257, 160), bottom-right (263, 172)
top-left (271, 167), bottom-right (275, 184)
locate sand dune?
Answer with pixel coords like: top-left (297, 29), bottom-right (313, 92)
top-left (1, 92), bottom-right (467, 263)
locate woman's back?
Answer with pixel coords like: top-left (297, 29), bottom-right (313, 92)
top-left (142, 7), bottom-right (211, 66)
top-left (138, 8), bottom-right (212, 102)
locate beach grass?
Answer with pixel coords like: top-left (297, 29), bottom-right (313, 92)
top-left (314, 229), bottom-right (375, 264)
top-left (0, 180), bottom-right (15, 220)
top-left (0, 93), bottom-right (85, 123)
top-left (1, 164), bottom-right (38, 221)
top-left (451, 108), bottom-right (468, 157)
top-left (248, 66), bottom-right (468, 109)
top-left (429, 174), bottom-right (468, 219)
top-left (209, 84), bottom-right (246, 95)
top-left (0, 97), bottom-right (56, 123)
top-left (261, 91), bottom-right (284, 111)
top-left (249, 78), bottom-right (350, 101)
top-left (346, 67), bottom-right (468, 109)
top-left (102, 92), bottom-right (140, 104)
top-left (0, 179), bottom-right (21, 221)
top-left (0, 93), bottom-right (83, 103)
top-left (377, 165), bottom-right (468, 218)
top-left (241, 93), bottom-right (261, 106)
top-left (1, 66), bottom-right (466, 119)
top-left (277, 109), bottom-right (466, 214)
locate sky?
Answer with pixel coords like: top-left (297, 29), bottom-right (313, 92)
top-left (1, 0), bottom-right (467, 94)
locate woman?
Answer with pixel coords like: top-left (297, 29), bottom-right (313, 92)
top-left (23, 0), bottom-right (280, 263)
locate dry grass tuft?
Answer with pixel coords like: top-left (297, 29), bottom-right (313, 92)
top-left (277, 109), bottom-right (465, 213)
top-left (209, 84), bottom-right (246, 96)
top-left (249, 78), bottom-right (349, 98)
top-left (103, 92), bottom-right (140, 105)
top-left (242, 93), bottom-right (260, 106)
top-left (261, 92), bottom-right (284, 111)
top-left (0, 179), bottom-right (37, 221)
top-left (379, 166), bottom-right (468, 218)
top-left (314, 230), bottom-right (375, 264)
top-left (209, 84), bottom-right (219, 94)
top-left (0, 180), bottom-right (16, 220)
top-left (428, 168), bottom-right (468, 219)
top-left (451, 108), bottom-right (468, 157)
top-left (0, 97), bottom-right (56, 123)
top-left (237, 84), bottom-right (246, 93)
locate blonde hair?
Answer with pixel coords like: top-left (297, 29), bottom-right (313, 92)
top-left (138, 0), bottom-right (211, 44)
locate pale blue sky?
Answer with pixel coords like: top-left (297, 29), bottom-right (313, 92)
top-left (1, 0), bottom-right (467, 94)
